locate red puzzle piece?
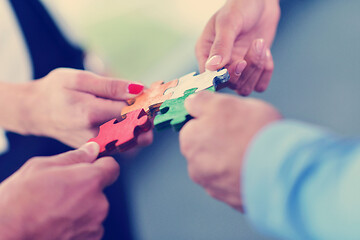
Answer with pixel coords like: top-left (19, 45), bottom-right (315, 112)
top-left (88, 109), bottom-right (152, 157)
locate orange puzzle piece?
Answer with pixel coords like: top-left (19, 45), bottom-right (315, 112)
top-left (121, 79), bottom-right (178, 117)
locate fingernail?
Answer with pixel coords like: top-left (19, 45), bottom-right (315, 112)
top-left (235, 61), bottom-right (247, 75)
top-left (206, 55), bottom-right (222, 67)
top-left (80, 142), bottom-right (100, 156)
top-left (128, 83), bottom-right (144, 94)
top-left (255, 39), bottom-right (265, 55)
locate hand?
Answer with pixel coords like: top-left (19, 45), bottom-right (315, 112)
top-left (22, 68), bottom-right (152, 148)
top-left (0, 142), bottom-right (119, 240)
top-left (179, 91), bottom-right (281, 211)
top-left (196, 0), bottom-right (280, 95)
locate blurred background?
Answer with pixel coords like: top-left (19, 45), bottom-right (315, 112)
top-left (43, 0), bottom-right (360, 239)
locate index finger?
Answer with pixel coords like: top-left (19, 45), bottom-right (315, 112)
top-left (66, 70), bottom-right (144, 100)
top-left (93, 157), bottom-right (120, 188)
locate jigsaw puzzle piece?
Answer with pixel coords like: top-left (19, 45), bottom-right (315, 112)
top-left (154, 87), bottom-right (215, 131)
top-left (89, 108), bottom-right (152, 157)
top-left (163, 69), bottom-right (229, 100)
top-left (121, 79), bottom-right (178, 117)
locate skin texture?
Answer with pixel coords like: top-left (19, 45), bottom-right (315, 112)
top-left (0, 142), bottom-right (118, 240)
top-left (0, 68), bottom-right (152, 148)
top-left (196, 0), bottom-right (280, 95)
top-left (179, 91), bottom-right (281, 211)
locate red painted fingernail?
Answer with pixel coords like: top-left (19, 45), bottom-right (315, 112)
top-left (128, 83), bottom-right (144, 94)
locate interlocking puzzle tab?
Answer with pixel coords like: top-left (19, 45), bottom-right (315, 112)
top-left (163, 69), bottom-right (229, 100)
top-left (88, 108), bottom-right (152, 157)
top-left (121, 79), bottom-right (178, 117)
top-left (88, 69), bottom-right (230, 156)
top-left (154, 86), bottom-right (215, 131)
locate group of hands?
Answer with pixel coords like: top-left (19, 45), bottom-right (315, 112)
top-left (0, 0), bottom-right (281, 239)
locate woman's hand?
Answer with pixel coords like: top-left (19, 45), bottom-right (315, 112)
top-left (196, 0), bottom-right (280, 95)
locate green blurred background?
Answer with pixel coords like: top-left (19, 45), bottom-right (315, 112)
top-left (44, 0), bottom-right (223, 80)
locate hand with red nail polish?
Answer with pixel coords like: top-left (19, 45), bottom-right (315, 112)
top-left (196, 0), bottom-right (280, 95)
top-left (15, 68), bottom-right (149, 148)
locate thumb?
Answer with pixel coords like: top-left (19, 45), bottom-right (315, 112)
top-left (184, 91), bottom-right (216, 118)
top-left (49, 142), bottom-right (100, 166)
top-left (68, 71), bottom-right (144, 100)
top-left (205, 20), bottom-right (238, 71)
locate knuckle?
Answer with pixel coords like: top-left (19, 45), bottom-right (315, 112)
top-left (212, 39), bottom-right (227, 53)
top-left (73, 71), bottom-right (89, 89)
top-left (249, 60), bottom-right (265, 71)
top-left (217, 12), bottom-right (234, 27)
top-left (105, 80), bottom-right (121, 98)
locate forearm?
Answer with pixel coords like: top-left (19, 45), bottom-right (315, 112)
top-left (243, 120), bottom-right (360, 239)
top-left (0, 81), bottom-right (34, 135)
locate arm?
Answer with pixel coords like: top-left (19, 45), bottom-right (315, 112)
top-left (244, 121), bottom-right (360, 239)
top-left (180, 91), bottom-right (360, 239)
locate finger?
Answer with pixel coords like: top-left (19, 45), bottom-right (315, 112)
top-left (67, 71), bottom-right (144, 100)
top-left (184, 91), bottom-right (216, 118)
top-left (255, 49), bottom-right (274, 92)
top-left (93, 157), bottom-right (120, 188)
top-left (236, 39), bottom-right (267, 96)
top-left (48, 142), bottom-right (100, 166)
top-left (137, 131), bottom-right (153, 147)
top-left (196, 15), bottom-right (216, 73)
top-left (205, 15), bottom-right (238, 71)
top-left (227, 60), bottom-right (247, 89)
top-left (87, 99), bottom-right (127, 127)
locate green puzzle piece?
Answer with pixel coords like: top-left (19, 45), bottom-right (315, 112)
top-left (154, 86), bottom-right (215, 131)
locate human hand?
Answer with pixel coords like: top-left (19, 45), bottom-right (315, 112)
top-left (23, 68), bottom-right (152, 148)
top-left (0, 142), bottom-right (119, 240)
top-left (196, 0), bottom-right (280, 95)
top-left (179, 91), bottom-right (281, 211)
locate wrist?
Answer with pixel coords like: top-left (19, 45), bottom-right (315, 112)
top-left (20, 81), bottom-right (41, 136)
top-left (0, 82), bottom-right (35, 135)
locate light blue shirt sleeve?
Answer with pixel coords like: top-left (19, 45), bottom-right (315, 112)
top-left (243, 120), bottom-right (360, 240)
